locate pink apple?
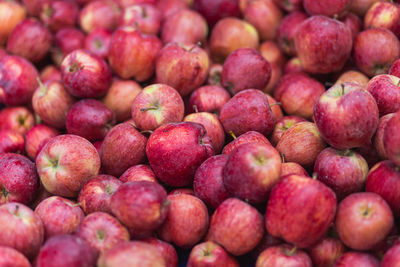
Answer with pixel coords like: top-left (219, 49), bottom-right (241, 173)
top-left (256, 245), bottom-right (312, 267)
top-left (281, 162), bottom-right (309, 177)
top-left (383, 112), bottom-right (400, 166)
top-left (0, 130), bottom-right (24, 154)
top-left (350, 0), bottom-right (381, 16)
top-left (40, 0), bottom-right (79, 32)
top-left (389, 58), bottom-right (400, 77)
top-left (364, 2), bottom-right (400, 38)
top-left (266, 94), bottom-right (284, 121)
top-left (40, 65), bottom-right (61, 83)
top-left (222, 130), bottom-right (272, 155)
top-left (79, 0), bottom-right (120, 33)
top-left (0, 107), bottom-right (34, 135)
top-left (367, 74), bottom-right (400, 116)
top-left (84, 27), bottom-right (112, 59)
top-left (334, 252), bottom-right (380, 267)
top-left (307, 237), bottom-right (346, 267)
top-left (272, 0), bottom-right (302, 12)
top-left (284, 57), bottom-right (303, 74)
top-left (52, 28), bottom-right (85, 65)
top-left (141, 238), bottom-right (178, 267)
top-left (277, 11), bottom-right (308, 56)
top-left (258, 41), bottom-right (286, 69)
top-left (188, 241), bottom-right (239, 267)
top-left (25, 124), bottom-right (59, 160)
top-left (119, 4), bottom-right (161, 35)
top-left (303, 0), bottom-right (352, 17)
top-left (382, 243), bottom-right (400, 267)
top-left (0, 0), bottom-right (26, 46)
top-left (341, 12), bottom-right (363, 40)
top-left (187, 85), bottom-right (230, 115)
top-left (374, 113), bottom-right (395, 159)
top-left (0, 246), bottom-right (30, 267)
top-left (335, 70), bottom-right (369, 87)
top-left (270, 115), bottom-right (307, 146)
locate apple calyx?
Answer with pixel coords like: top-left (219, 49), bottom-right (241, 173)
top-left (360, 203), bottom-right (374, 218)
top-left (94, 39), bottom-right (103, 49)
top-left (68, 62), bottom-right (83, 73)
top-left (202, 248), bottom-right (211, 257)
top-left (96, 229), bottom-right (106, 241)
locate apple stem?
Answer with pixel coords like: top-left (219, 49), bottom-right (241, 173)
top-left (36, 77), bottom-right (47, 94)
top-left (13, 204), bottom-right (19, 216)
top-left (193, 105), bottom-right (199, 113)
top-left (269, 102), bottom-right (281, 108)
top-left (281, 153), bottom-right (285, 163)
top-left (288, 246), bottom-right (297, 256)
top-left (229, 131), bottom-right (237, 139)
top-left (333, 14), bottom-right (338, 20)
top-left (312, 173), bottom-right (318, 180)
top-left (140, 106), bottom-right (158, 112)
top-left (341, 83), bottom-right (345, 95)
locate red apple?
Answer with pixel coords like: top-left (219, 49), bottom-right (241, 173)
top-left (0, 130), bottom-right (24, 154)
top-left (78, 174), bottom-right (121, 214)
top-left (23, 0), bottom-right (51, 16)
top-left (367, 74), bottom-right (400, 116)
top-left (132, 83), bottom-right (184, 131)
top-left (334, 252), bottom-right (380, 267)
top-left (303, 0), bottom-right (352, 17)
top-left (0, 202), bottom-right (44, 259)
top-left (222, 130), bottom-right (272, 155)
top-left (141, 238), bottom-right (178, 267)
top-left (382, 243), bottom-right (400, 267)
top-left (270, 115), bottom-right (307, 146)
top-left (284, 57), bottom-right (303, 74)
top-left (119, 164), bottom-right (157, 183)
top-left (364, 2), bottom-right (400, 38)
top-left (0, 107), bottom-right (34, 135)
top-left (84, 27), bottom-right (112, 59)
top-left (116, 0), bottom-right (157, 8)
top-left (313, 82), bottom-right (379, 149)
top-left (193, 0), bottom-right (240, 26)
top-left (157, 0), bottom-right (188, 20)
top-left (187, 85), bottom-right (230, 115)
top-left (335, 70), bottom-right (369, 87)
top-left (341, 12), bottom-right (362, 40)
top-left (353, 28), bottom-right (400, 77)
top-left (34, 196), bottom-right (84, 239)
top-left (294, 16), bottom-right (353, 74)
top-left (100, 122), bottom-right (147, 177)
top-left (36, 134), bottom-right (101, 197)
top-left (52, 28), bottom-right (85, 66)
top-left (25, 124), bottom-right (59, 160)
top-left (389, 58), bottom-right (400, 77)
top-left (336, 192), bottom-right (394, 250)
top-left (119, 4), bottom-right (161, 35)
top-left (374, 113), bottom-right (395, 159)
top-left (308, 237), bottom-right (346, 267)
top-left (146, 122), bottom-right (214, 187)
top-left (188, 241), bottom-right (239, 267)
top-left (0, 0), bottom-right (26, 46)
top-left (266, 94), bottom-right (283, 121)
top-left (383, 111), bottom-right (400, 166)
top-left (79, 0), bottom-right (120, 33)
top-left (281, 162), bottom-right (309, 177)
top-left (40, 0), bottom-right (79, 32)
top-left (256, 245), bottom-right (312, 267)
top-left (277, 11), bottom-right (308, 56)
top-left (350, 0), bottom-right (381, 16)
top-left (314, 148), bottom-right (369, 199)
top-left (259, 41), bottom-right (286, 69)
top-left (0, 246), bottom-right (30, 267)
top-left (40, 65), bottom-right (62, 83)
top-left (266, 175), bottom-right (337, 248)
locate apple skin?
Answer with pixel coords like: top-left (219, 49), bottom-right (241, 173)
top-left (281, 162), bottom-right (309, 177)
top-left (367, 75), bottom-right (400, 116)
top-left (119, 4), bottom-right (161, 35)
top-left (157, 0), bottom-right (189, 20)
top-left (193, 0), bottom-right (240, 26)
top-left (209, 17), bottom-right (259, 62)
top-left (100, 122), bottom-right (147, 177)
top-left (25, 124), bottom-right (59, 160)
top-left (66, 99), bottom-right (116, 142)
top-left (313, 82), bottom-right (379, 150)
top-left (32, 80), bottom-right (76, 129)
top-left (270, 115), bottom-right (307, 146)
top-left (274, 72), bottom-right (325, 119)
top-left (0, 246), bottom-right (30, 267)
top-left (40, 65), bottom-right (62, 83)
top-left (79, 0), bottom-right (121, 34)
top-left (284, 57), bottom-right (303, 74)
top-left (84, 27), bottom-right (112, 59)
top-left (335, 70), bottom-right (369, 87)
top-left (132, 84), bottom-right (184, 131)
top-left (336, 192), bottom-right (394, 251)
top-left (383, 112), bottom-right (400, 167)
top-left (78, 174), bottom-right (121, 215)
top-left (314, 148), bottom-right (369, 199)
top-left (364, 2), bottom-right (400, 38)
top-left (353, 28), bottom-right (400, 77)
top-left (221, 48), bottom-right (271, 95)
top-left (0, 55), bottom-right (38, 106)
top-left (0, 0), bottom-right (26, 46)
top-left (222, 130), bottom-right (272, 155)
top-left (366, 160), bottom-right (400, 217)
top-left (256, 245), bottom-right (312, 267)
top-left (0, 130), bottom-right (24, 154)
top-left (276, 122), bottom-right (326, 168)
top-left (333, 252), bottom-right (380, 267)
top-left (188, 85), bottom-right (230, 115)
top-left (304, 0), bottom-right (352, 17)
top-left (36, 134), bottom-right (101, 198)
top-left (156, 43), bottom-right (209, 97)
top-left (350, 0), bottom-right (381, 16)
top-left (187, 241), bottom-right (239, 267)
top-left (294, 16), bottom-right (353, 74)
top-left (0, 202), bottom-right (44, 259)
top-left (341, 12), bottom-right (362, 40)
top-left (161, 9), bottom-right (208, 45)
top-left (220, 89), bottom-right (275, 137)
top-left (194, 155), bottom-right (231, 209)
top-left (34, 196), bottom-right (84, 240)
top-left (259, 41), bottom-right (286, 69)
top-left (36, 235), bottom-right (97, 267)
top-left (265, 174), bottom-right (337, 248)
top-left (382, 243), bottom-right (400, 267)
top-left (223, 143), bottom-right (281, 204)
top-left (108, 27), bottom-right (162, 82)
top-left (6, 18), bottom-right (52, 63)
top-left (61, 49), bottom-right (112, 99)
top-left (206, 198), bottom-right (264, 256)
top-left (146, 122), bottom-right (214, 187)
top-left (102, 78), bottom-right (141, 122)
top-left (23, 0), bottom-right (51, 17)
top-left (266, 94), bottom-right (284, 121)
top-left (277, 11), bottom-right (308, 56)
top-left (158, 194), bottom-right (209, 248)
top-left (76, 211), bottom-right (130, 255)
top-left (0, 153), bottom-right (38, 205)
top-left (110, 181), bottom-right (169, 233)
top-left (389, 58), bottom-right (400, 77)
top-left (308, 237), bottom-right (346, 267)
top-left (40, 0), bottom-right (79, 32)
top-left (374, 113), bottom-right (395, 159)
top-left (119, 165), bottom-right (157, 184)
top-left (0, 107), bottom-right (34, 136)
top-left (97, 241), bottom-right (166, 267)
top-left (184, 112), bottom-right (225, 154)
top-left (141, 238), bottom-right (178, 267)
top-left (52, 28), bottom-right (85, 66)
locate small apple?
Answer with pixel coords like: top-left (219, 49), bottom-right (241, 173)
top-left (141, 238), bottom-right (178, 267)
top-left (25, 124), bottom-right (59, 160)
top-left (187, 85), bottom-right (230, 115)
top-left (40, 0), bottom-right (79, 32)
top-left (119, 4), bottom-right (161, 35)
top-left (0, 0), bottom-right (26, 46)
top-left (256, 245), bottom-right (312, 267)
top-left (52, 28), bottom-right (85, 65)
top-left (40, 65), bottom-right (62, 82)
top-left (188, 241), bottom-right (239, 267)
top-left (374, 113), bottom-right (395, 159)
top-left (364, 2), bottom-right (400, 38)
top-left (303, 0), bottom-right (352, 18)
top-left (84, 27), bottom-right (112, 59)
top-left (193, 0), bottom-right (240, 26)
top-left (382, 243), bottom-right (400, 267)
top-left (222, 130), bottom-right (272, 155)
top-left (308, 237), bottom-right (346, 267)
top-left (270, 115), bottom-right (307, 146)
top-left (335, 70), bottom-right (369, 88)
top-left (281, 162), bottom-right (309, 177)
top-left (342, 12), bottom-right (362, 40)
top-left (79, 0), bottom-right (120, 33)
top-left (367, 74), bottom-right (400, 116)
top-left (0, 130), bottom-right (24, 154)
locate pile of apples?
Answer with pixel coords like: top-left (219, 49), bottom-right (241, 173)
top-left (1, 0), bottom-right (400, 266)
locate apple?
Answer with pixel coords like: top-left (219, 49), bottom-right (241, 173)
top-left (23, 0), bottom-right (51, 16)
top-left (36, 235), bottom-right (96, 267)
top-left (188, 241), bottom-right (239, 267)
top-left (294, 16), bottom-right (353, 74)
top-left (222, 130), bottom-right (272, 155)
top-left (383, 112), bottom-right (400, 166)
top-left (97, 241), bottom-right (165, 267)
top-left (40, 0), bottom-right (79, 32)
top-left (84, 27), bottom-right (112, 59)
top-left (364, 2), bottom-right (400, 38)
top-left (30, 182), bottom-right (53, 210)
top-left (76, 211), bottom-right (130, 255)
top-left (314, 148), bottom-right (369, 199)
top-left (156, 43), bottom-right (209, 97)
top-left (389, 58), bottom-right (400, 77)
top-left (334, 252), bottom-right (380, 267)
top-left (0, 153), bottom-right (38, 205)
top-left (79, 0), bottom-right (120, 34)
top-left (221, 48), bottom-right (271, 95)
top-left (354, 143), bottom-right (381, 168)
top-left (272, 0), bottom-right (302, 12)
top-left (206, 198), bottom-right (264, 256)
top-left (32, 79), bottom-right (76, 129)
top-left (223, 142), bottom-right (281, 204)
top-left (209, 17), bottom-right (259, 62)
top-left (0, 55), bottom-right (39, 106)
top-left (25, 125), bottom-right (58, 160)
top-left (367, 75), bottom-right (400, 116)
top-left (313, 82), bottom-right (379, 149)
top-left (193, 0), bottom-right (240, 26)
top-left (374, 113), bottom-right (395, 159)
top-left (266, 174), bottom-right (337, 248)
top-left (274, 72), bottom-right (325, 119)
top-left (157, 0), bottom-right (189, 20)
top-left (336, 192), bottom-right (394, 250)
top-left (0, 246), bottom-right (30, 267)
top-left (281, 162), bottom-right (309, 177)
top-left (61, 49), bottom-right (112, 99)
top-left (132, 83), bottom-right (184, 131)
top-left (116, 0), bottom-right (157, 8)
top-left (141, 238), bottom-right (178, 267)
top-left (102, 78), bottom-right (141, 122)
top-left (353, 28), bottom-right (400, 77)
top-left (341, 12), bottom-right (363, 40)
top-left (284, 57), bottom-right (303, 74)
top-left (108, 27), bottom-right (162, 82)
top-left (34, 196), bottom-right (84, 239)
top-left (382, 243), bottom-right (400, 267)
top-left (40, 65), bottom-right (62, 83)
top-left (250, 233), bottom-right (283, 260)
top-left (184, 112), bottom-right (225, 154)
top-left (259, 41), bottom-right (286, 69)
top-left (119, 164), bottom-right (157, 183)
top-left (52, 28), bottom-right (85, 66)
top-left (350, 0), bottom-right (381, 16)
top-left (100, 122), bottom-right (147, 177)
top-left (263, 66), bottom-right (283, 95)
top-left (158, 194), bottom-right (209, 248)
top-left (207, 64), bottom-right (223, 86)
top-left (0, 0), bottom-right (26, 46)
top-left (0, 202), bottom-right (44, 259)
top-left (335, 70), bottom-right (369, 87)
top-left (277, 11), bottom-right (308, 56)
top-left (187, 85), bottom-right (230, 115)
top-left (36, 134), bottom-right (101, 197)
top-left (146, 122), bottom-right (214, 187)
top-left (0, 130), bottom-right (24, 154)
top-left (270, 115), bottom-right (307, 146)
top-left (308, 237), bottom-right (346, 267)
top-left (256, 245), bottom-right (312, 267)
top-left (119, 4), bottom-right (161, 35)
top-left (78, 174), bottom-right (121, 215)
top-left (303, 0), bottom-right (352, 17)
top-left (0, 107), bottom-right (34, 135)
top-left (276, 122), bottom-right (326, 168)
